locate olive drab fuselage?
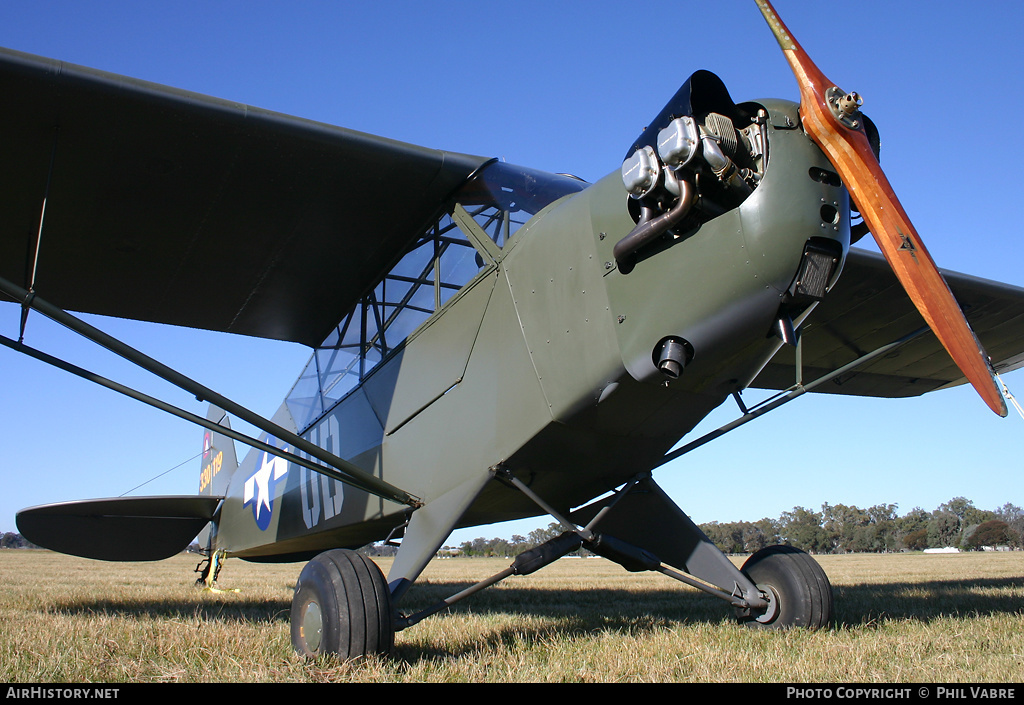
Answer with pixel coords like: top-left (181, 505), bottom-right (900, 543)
top-left (208, 95), bottom-right (850, 565)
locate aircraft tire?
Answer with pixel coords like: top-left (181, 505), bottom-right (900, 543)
top-left (290, 549), bottom-right (394, 659)
top-left (735, 545), bottom-right (833, 629)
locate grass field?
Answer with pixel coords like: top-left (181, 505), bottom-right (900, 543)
top-left (1, 549), bottom-right (1022, 682)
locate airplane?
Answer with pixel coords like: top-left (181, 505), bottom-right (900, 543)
top-left (4, 0), bottom-right (1024, 660)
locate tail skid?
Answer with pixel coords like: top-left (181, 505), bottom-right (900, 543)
top-left (195, 549), bottom-right (239, 592)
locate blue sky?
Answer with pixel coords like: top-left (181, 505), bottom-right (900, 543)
top-left (1, 1), bottom-right (1022, 548)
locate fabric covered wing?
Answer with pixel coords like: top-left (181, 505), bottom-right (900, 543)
top-left (16, 496), bottom-right (223, 561)
top-left (0, 47), bottom-right (488, 347)
top-left (751, 248), bottom-right (1024, 398)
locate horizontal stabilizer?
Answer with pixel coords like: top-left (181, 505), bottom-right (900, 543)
top-left (16, 496), bottom-right (223, 561)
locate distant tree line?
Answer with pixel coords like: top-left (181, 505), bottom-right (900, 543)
top-left (698, 497), bottom-right (1023, 555)
top-left (449, 523), bottom-right (567, 558)
top-left (1, 532), bottom-right (37, 549)
top-left (437, 497), bottom-right (1023, 559)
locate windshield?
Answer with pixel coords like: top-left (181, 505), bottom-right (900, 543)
top-left (454, 161), bottom-right (587, 245)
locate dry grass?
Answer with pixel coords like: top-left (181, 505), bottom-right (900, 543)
top-left (2, 550), bottom-right (1022, 682)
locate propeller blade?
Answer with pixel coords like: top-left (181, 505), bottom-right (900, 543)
top-left (755, 0), bottom-right (1007, 416)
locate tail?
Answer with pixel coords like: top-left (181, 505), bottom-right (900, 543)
top-left (199, 405), bottom-right (239, 497)
top-left (14, 405), bottom-right (237, 562)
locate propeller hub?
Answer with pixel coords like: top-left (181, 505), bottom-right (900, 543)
top-left (837, 91), bottom-right (862, 116)
top-left (825, 86), bottom-right (863, 129)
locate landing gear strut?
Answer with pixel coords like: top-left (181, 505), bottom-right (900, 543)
top-left (290, 549), bottom-right (394, 659)
top-left (287, 483), bottom-right (834, 660)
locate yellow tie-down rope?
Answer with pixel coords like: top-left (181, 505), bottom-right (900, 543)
top-left (200, 550), bottom-right (240, 594)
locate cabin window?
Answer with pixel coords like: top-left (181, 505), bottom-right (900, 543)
top-left (286, 162), bottom-right (586, 431)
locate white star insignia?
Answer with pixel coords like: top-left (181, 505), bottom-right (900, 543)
top-left (244, 451), bottom-right (288, 521)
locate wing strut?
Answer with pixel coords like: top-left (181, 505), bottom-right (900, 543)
top-left (0, 273), bottom-right (421, 508)
top-left (19, 127), bottom-right (58, 344)
top-left (654, 324), bottom-right (932, 470)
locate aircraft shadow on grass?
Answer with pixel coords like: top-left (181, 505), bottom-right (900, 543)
top-left (44, 576), bottom-right (1024, 660)
top-left (829, 576), bottom-right (1024, 626)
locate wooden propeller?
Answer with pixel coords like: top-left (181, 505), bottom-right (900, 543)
top-left (755, 0), bottom-right (1007, 416)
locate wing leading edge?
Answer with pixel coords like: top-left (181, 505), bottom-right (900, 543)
top-left (751, 248), bottom-right (1024, 399)
top-left (0, 47), bottom-right (489, 347)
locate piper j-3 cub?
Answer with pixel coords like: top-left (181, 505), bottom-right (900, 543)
top-left (6, 1), bottom-right (1024, 659)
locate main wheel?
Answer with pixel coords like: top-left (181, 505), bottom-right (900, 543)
top-left (735, 545), bottom-right (833, 629)
top-left (290, 549), bottom-right (394, 659)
